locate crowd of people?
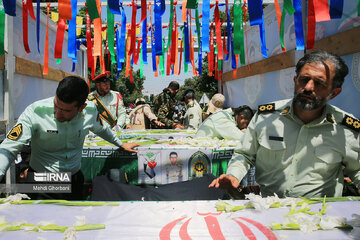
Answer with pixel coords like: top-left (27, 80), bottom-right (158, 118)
top-left (0, 51), bottom-right (359, 200)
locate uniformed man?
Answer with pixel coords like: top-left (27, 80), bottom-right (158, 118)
top-left (182, 89), bottom-right (202, 130)
top-left (129, 98), bottom-right (164, 129)
top-left (209, 51), bottom-right (360, 198)
top-left (152, 81), bottom-right (184, 129)
top-left (196, 105), bottom-right (254, 140)
top-left (165, 152), bottom-right (183, 184)
top-left (0, 76), bottom-right (140, 199)
top-left (202, 93), bottom-right (225, 121)
top-left (88, 71), bottom-right (131, 130)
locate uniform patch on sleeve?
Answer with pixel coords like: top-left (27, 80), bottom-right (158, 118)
top-left (7, 123), bottom-right (23, 140)
top-left (258, 103), bottom-right (275, 114)
top-left (342, 115), bottom-right (360, 132)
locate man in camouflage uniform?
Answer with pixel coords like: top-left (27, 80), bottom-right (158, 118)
top-left (153, 81), bottom-right (184, 129)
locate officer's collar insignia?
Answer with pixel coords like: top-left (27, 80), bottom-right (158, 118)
top-left (281, 106), bottom-right (290, 115)
top-left (87, 95), bottom-right (95, 101)
top-left (258, 103), bottom-right (275, 113)
top-left (342, 115), bottom-right (360, 132)
top-left (7, 123), bottom-right (22, 141)
top-left (326, 113), bottom-right (335, 123)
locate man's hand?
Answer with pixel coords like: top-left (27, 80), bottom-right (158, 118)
top-left (121, 142), bottom-right (140, 153)
top-left (209, 174), bottom-right (240, 190)
top-left (126, 124), bottom-right (132, 129)
top-left (154, 120), bottom-right (165, 127)
top-left (172, 123), bottom-right (184, 129)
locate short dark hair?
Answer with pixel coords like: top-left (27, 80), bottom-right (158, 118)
top-left (169, 152), bottom-right (178, 157)
top-left (56, 76), bottom-right (89, 108)
top-left (295, 51), bottom-right (349, 89)
top-left (234, 105), bottom-right (254, 120)
top-left (168, 81), bottom-right (180, 90)
top-left (183, 88), bottom-right (195, 100)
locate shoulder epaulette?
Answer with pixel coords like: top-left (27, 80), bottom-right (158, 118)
top-left (87, 95), bottom-right (95, 101)
top-left (258, 103), bottom-right (275, 114)
top-left (341, 115), bottom-right (360, 132)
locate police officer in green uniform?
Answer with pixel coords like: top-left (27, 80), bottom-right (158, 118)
top-left (183, 89), bottom-right (202, 130)
top-left (0, 76), bottom-right (139, 200)
top-left (210, 51), bottom-right (360, 198)
top-left (88, 71), bottom-right (131, 130)
top-left (152, 81), bottom-right (184, 129)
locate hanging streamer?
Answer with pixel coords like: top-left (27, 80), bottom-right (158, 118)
top-left (26, 0), bottom-right (36, 21)
top-left (86, 7), bottom-right (94, 74)
top-left (208, 26), bottom-right (214, 76)
top-left (119, 7), bottom-right (126, 63)
top-left (129, 0), bottom-right (137, 56)
top-left (184, 12), bottom-right (190, 64)
top-left (154, 0), bottom-right (165, 55)
top-left (107, 5), bottom-right (116, 63)
top-left (202, 0), bottom-right (210, 52)
top-left (116, 25), bottom-right (122, 72)
top-left (279, 0), bottom-right (295, 51)
top-left (36, 0), bottom-right (40, 53)
top-left (3, 0), bottom-right (16, 16)
top-left (233, 0), bottom-right (245, 64)
top-left (248, 0), bottom-right (267, 58)
top-left (86, 0), bottom-right (100, 20)
top-left (293, 0), bottom-right (305, 50)
top-left (142, 18), bottom-right (148, 64)
top-left (195, 6), bottom-right (202, 75)
top-left (165, 0), bottom-right (174, 53)
top-left (329, 0), bottom-right (343, 19)
top-left (93, 0), bottom-right (102, 57)
top-left (68, 0), bottom-right (77, 64)
top-left (58, 0), bottom-right (72, 20)
top-left (54, 19), bottom-right (66, 59)
top-left (307, 0), bottom-right (316, 49)
top-left (225, 0), bottom-right (231, 61)
top-left (151, 25), bottom-right (157, 72)
top-left (43, 3), bottom-right (50, 75)
top-left (22, 0), bottom-right (30, 53)
top-left (140, 43), bottom-right (143, 78)
top-left (313, 0), bottom-right (330, 22)
top-left (108, 0), bottom-right (122, 14)
top-left (214, 2), bottom-right (223, 60)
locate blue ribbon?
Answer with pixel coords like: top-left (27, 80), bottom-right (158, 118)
top-left (330, 0), bottom-right (343, 19)
top-left (225, 1), bottom-right (231, 61)
top-left (154, 0), bottom-right (165, 55)
top-left (198, 44), bottom-right (202, 75)
top-left (71, 62), bottom-right (76, 72)
top-left (248, 0), bottom-right (267, 58)
top-left (119, 7), bottom-right (126, 64)
top-left (3, 0), bottom-right (16, 16)
top-left (230, 32), bottom-right (236, 69)
top-left (293, 0), bottom-right (305, 50)
top-left (68, 0), bottom-right (77, 62)
top-left (36, 0), bottom-right (40, 53)
top-left (108, 0), bottom-right (122, 15)
top-left (151, 26), bottom-right (157, 72)
top-left (116, 25), bottom-right (122, 72)
top-left (142, 18), bottom-right (148, 64)
top-left (184, 14), bottom-right (190, 64)
top-left (202, 0), bottom-right (210, 52)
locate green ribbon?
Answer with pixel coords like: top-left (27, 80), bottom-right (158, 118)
top-left (186, 0), bottom-right (197, 9)
top-left (183, 29), bottom-right (188, 73)
top-left (107, 5), bottom-right (116, 64)
top-left (56, 59), bottom-right (62, 64)
top-left (217, 59), bottom-right (222, 71)
top-left (358, 0), bottom-right (360, 16)
top-left (280, 0), bottom-right (296, 49)
top-left (165, 0), bottom-right (174, 53)
top-left (0, 2), bottom-right (4, 56)
top-left (233, 0), bottom-right (245, 64)
top-left (159, 38), bottom-right (165, 76)
top-left (86, 0), bottom-right (100, 20)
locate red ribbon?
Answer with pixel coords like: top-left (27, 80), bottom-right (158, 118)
top-left (54, 19), bottom-right (66, 59)
top-left (214, 2), bottom-right (223, 60)
top-left (274, 0), bottom-right (286, 52)
top-left (22, 0), bottom-right (30, 53)
top-left (86, 7), bottom-right (94, 74)
top-left (170, 8), bottom-right (177, 66)
top-left (166, 47), bottom-right (171, 75)
top-left (133, 39), bottom-right (142, 65)
top-left (43, 3), bottom-right (51, 75)
top-left (208, 25), bottom-right (214, 76)
top-left (58, 0), bottom-right (72, 20)
top-left (178, 38), bottom-right (183, 75)
top-left (141, 0), bottom-right (147, 22)
top-left (26, 0), bottom-right (36, 21)
top-left (313, 0), bottom-right (330, 22)
top-left (129, 0), bottom-right (137, 55)
top-left (307, 0), bottom-right (316, 49)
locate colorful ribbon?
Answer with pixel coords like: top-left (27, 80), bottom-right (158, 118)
top-left (86, 0), bottom-right (100, 20)
top-left (36, 0), bottom-right (40, 53)
top-left (214, 2), bottom-right (223, 60)
top-left (307, 0), bottom-right (316, 49)
top-left (279, 0), bottom-right (295, 51)
top-left (293, 0), bottom-right (305, 50)
top-left (54, 19), bottom-right (66, 59)
top-left (202, 0), bottom-right (210, 52)
top-left (184, 12), bottom-right (190, 64)
top-left (142, 18), bottom-right (148, 64)
top-left (108, 0), bottom-right (122, 15)
top-left (107, 5), bottom-right (116, 63)
top-left (154, 0), bottom-right (165, 55)
top-left (313, 0), bottom-right (330, 22)
top-left (233, 0), bottom-right (245, 64)
top-left (58, 0), bottom-right (72, 20)
top-left (248, 0), bottom-right (267, 58)
top-left (43, 3), bottom-right (50, 75)
top-left (119, 7), bottom-right (126, 64)
top-left (22, 0), bottom-right (30, 53)
top-left (165, 0), bottom-right (174, 53)
top-left (68, 0), bottom-right (77, 63)
top-left (329, 0), bottom-right (343, 19)
top-left (3, 0), bottom-right (16, 16)
top-left (115, 25), bottom-right (122, 72)
top-left (86, 7), bottom-right (94, 73)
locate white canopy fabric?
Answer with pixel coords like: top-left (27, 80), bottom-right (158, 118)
top-left (199, 93), bottom-right (210, 105)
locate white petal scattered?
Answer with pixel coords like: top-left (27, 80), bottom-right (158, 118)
top-left (63, 227), bottom-right (76, 240)
top-left (319, 215), bottom-right (346, 230)
top-left (245, 193), bottom-right (280, 211)
top-left (4, 193), bottom-right (30, 202)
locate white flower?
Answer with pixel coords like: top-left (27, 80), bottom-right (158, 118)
top-left (279, 197), bottom-right (303, 207)
top-left (63, 227), bottom-right (76, 240)
top-left (285, 213), bottom-right (320, 233)
top-left (74, 216), bottom-right (86, 226)
top-left (245, 193), bottom-right (280, 211)
top-left (216, 200), bottom-right (234, 212)
top-left (319, 215), bottom-right (346, 230)
top-left (4, 193), bottom-right (30, 202)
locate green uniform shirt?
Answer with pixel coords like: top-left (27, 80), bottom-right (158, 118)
top-left (184, 100), bottom-right (202, 130)
top-left (227, 99), bottom-right (360, 198)
top-left (152, 89), bottom-right (177, 128)
top-left (0, 97), bottom-right (123, 179)
top-left (195, 108), bottom-right (244, 140)
top-left (89, 90), bottom-right (130, 128)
